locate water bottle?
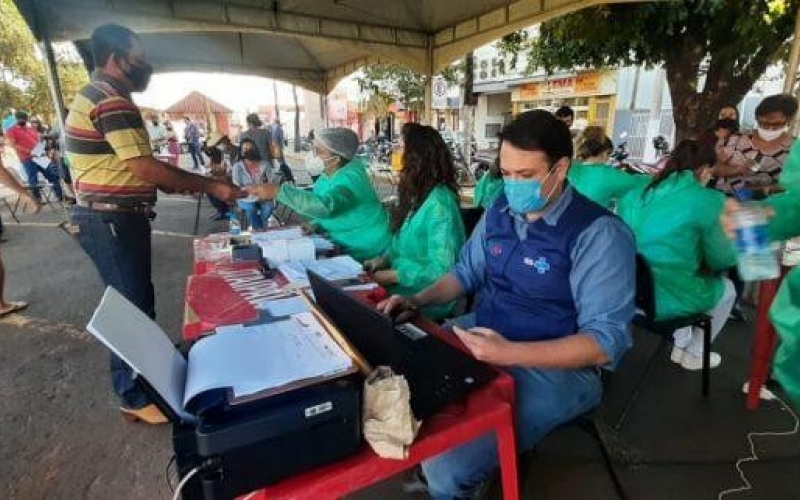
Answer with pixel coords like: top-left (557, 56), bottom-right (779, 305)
top-left (228, 212), bottom-right (241, 236)
top-left (732, 189), bottom-right (779, 281)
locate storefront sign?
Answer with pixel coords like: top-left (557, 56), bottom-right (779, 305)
top-left (432, 76), bottom-right (448, 110)
top-left (575, 72), bottom-right (601, 94)
top-left (513, 71), bottom-right (608, 101)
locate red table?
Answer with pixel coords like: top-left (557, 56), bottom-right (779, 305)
top-left (233, 319), bottom-right (519, 500)
top-left (745, 271), bottom-right (788, 409)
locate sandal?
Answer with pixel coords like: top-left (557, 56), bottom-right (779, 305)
top-left (0, 301), bottom-right (28, 318)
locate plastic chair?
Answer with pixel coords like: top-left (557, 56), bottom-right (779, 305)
top-left (614, 254), bottom-right (712, 430)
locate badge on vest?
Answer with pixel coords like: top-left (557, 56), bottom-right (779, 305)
top-left (523, 256), bottom-right (551, 274)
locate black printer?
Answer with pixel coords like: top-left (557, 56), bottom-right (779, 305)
top-left (143, 374), bottom-right (362, 500)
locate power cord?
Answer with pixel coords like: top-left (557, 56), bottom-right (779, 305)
top-left (165, 455), bottom-right (177, 493)
top-left (717, 392), bottom-right (799, 499)
top-left (172, 466), bottom-right (201, 500)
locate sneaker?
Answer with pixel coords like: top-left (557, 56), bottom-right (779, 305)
top-left (670, 345), bottom-right (685, 364)
top-left (119, 404), bottom-right (169, 424)
top-left (680, 351), bottom-right (721, 371)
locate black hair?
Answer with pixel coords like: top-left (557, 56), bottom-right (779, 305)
top-left (498, 110), bottom-right (573, 166)
top-left (554, 106), bottom-right (574, 119)
top-left (755, 94), bottom-right (799, 120)
top-left (246, 113), bottom-right (262, 127)
top-left (719, 104), bottom-right (739, 120)
top-left (208, 147), bottom-right (224, 164)
top-left (645, 139), bottom-right (716, 194)
top-left (239, 138), bottom-right (261, 161)
top-left (91, 24), bottom-right (138, 68)
top-left (577, 126), bottom-right (613, 160)
top-left (392, 124), bottom-right (459, 233)
top-left (14, 110), bottom-right (28, 120)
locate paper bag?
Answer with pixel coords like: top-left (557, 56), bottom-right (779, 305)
top-left (363, 366), bottom-right (421, 460)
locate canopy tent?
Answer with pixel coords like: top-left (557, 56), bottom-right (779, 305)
top-left (14, 0), bottom-right (654, 95)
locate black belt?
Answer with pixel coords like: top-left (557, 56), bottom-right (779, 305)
top-left (76, 200), bottom-right (153, 214)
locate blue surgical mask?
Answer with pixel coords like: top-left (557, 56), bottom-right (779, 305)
top-left (503, 169), bottom-right (557, 215)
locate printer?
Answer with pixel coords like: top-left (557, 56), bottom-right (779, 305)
top-left (166, 376), bottom-right (361, 500)
top-left (86, 287), bottom-right (363, 500)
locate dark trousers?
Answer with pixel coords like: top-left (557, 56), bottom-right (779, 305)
top-left (187, 142), bottom-right (205, 168)
top-left (21, 159), bottom-right (63, 201)
top-left (208, 194), bottom-right (229, 215)
top-left (71, 206), bottom-right (155, 409)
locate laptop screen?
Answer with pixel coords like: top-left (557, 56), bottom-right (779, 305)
top-left (307, 271), bottom-right (401, 367)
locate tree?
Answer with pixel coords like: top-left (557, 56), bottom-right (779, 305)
top-left (500, 1), bottom-right (799, 141)
top-left (292, 84), bottom-right (301, 152)
top-left (357, 63), bottom-right (427, 119)
top-left (0, 0), bottom-right (88, 120)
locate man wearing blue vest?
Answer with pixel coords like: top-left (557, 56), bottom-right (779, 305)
top-left (379, 110), bottom-right (636, 500)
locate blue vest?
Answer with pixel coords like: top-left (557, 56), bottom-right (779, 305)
top-left (476, 189), bottom-right (610, 341)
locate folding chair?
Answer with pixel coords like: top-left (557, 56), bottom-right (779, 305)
top-left (614, 254), bottom-right (713, 430)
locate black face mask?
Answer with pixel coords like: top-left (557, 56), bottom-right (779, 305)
top-left (242, 149), bottom-right (261, 162)
top-left (17, 120), bottom-right (27, 127)
top-left (123, 58), bottom-right (153, 92)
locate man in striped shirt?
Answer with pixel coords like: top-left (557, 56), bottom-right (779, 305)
top-left (66, 23), bottom-right (245, 424)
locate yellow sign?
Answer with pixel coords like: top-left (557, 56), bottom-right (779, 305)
top-left (575, 72), bottom-right (601, 94)
top-left (514, 71), bottom-right (605, 101)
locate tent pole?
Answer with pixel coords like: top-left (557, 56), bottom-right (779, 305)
top-left (784, 6), bottom-right (800, 94)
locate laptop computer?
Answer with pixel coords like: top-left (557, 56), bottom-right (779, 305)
top-left (307, 270), bottom-right (497, 420)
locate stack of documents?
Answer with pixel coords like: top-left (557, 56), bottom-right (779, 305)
top-left (278, 255), bottom-right (364, 285)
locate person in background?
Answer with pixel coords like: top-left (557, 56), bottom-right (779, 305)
top-left (568, 126), bottom-right (646, 209)
top-left (718, 104), bottom-right (740, 128)
top-left (231, 139), bottom-right (278, 231)
top-left (270, 119), bottom-right (286, 163)
top-left (554, 105), bottom-right (574, 128)
top-left (206, 146), bottom-right (233, 221)
top-left (715, 94), bottom-right (798, 196)
top-left (239, 113), bottom-right (273, 166)
top-left (183, 116), bottom-right (205, 169)
top-left (67, 23), bottom-right (244, 424)
top-left (0, 156), bottom-right (41, 316)
top-left (363, 124), bottom-right (466, 321)
top-left (4, 111), bottom-right (64, 202)
top-left (245, 127), bottom-right (392, 261)
top-left (473, 162), bottom-right (504, 209)
top-left (1, 108), bottom-right (15, 134)
top-left (377, 110), bottom-right (635, 500)
top-left (616, 140), bottom-right (736, 370)
top-left (146, 114), bottom-right (167, 153)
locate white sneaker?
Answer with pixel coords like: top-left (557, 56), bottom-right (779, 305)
top-left (680, 351), bottom-right (721, 371)
top-left (670, 345), bottom-right (685, 364)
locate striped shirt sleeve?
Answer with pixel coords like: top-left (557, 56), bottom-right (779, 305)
top-left (92, 97), bottom-right (152, 160)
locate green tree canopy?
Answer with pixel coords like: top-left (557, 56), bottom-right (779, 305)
top-left (0, 0), bottom-right (88, 121)
top-left (356, 64), bottom-right (427, 117)
top-left (501, 0), bottom-right (799, 140)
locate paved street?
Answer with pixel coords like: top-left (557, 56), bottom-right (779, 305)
top-left (0, 185), bottom-right (797, 500)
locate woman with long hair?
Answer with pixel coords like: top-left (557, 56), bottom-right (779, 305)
top-left (616, 140), bottom-right (737, 371)
top-left (231, 138), bottom-right (278, 231)
top-left (567, 126), bottom-right (646, 208)
top-left (364, 123), bottom-right (466, 320)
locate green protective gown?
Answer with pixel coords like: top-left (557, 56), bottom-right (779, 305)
top-left (778, 138), bottom-right (800, 191)
top-left (616, 171), bottom-right (737, 320)
top-left (386, 185), bottom-right (466, 320)
top-left (473, 174), bottom-right (504, 209)
top-left (568, 161), bottom-right (649, 209)
top-left (765, 191), bottom-right (800, 408)
top-left (277, 159), bottom-right (391, 261)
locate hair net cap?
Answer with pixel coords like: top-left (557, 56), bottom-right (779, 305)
top-left (315, 127), bottom-right (359, 161)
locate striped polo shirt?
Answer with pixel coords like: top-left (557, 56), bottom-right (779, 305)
top-left (65, 71), bottom-right (156, 205)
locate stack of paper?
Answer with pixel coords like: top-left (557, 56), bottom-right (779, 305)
top-left (256, 237), bottom-right (316, 267)
top-left (278, 255), bottom-right (364, 285)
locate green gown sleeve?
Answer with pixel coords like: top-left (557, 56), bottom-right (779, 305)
top-left (277, 182), bottom-right (355, 219)
top-left (701, 196), bottom-right (738, 272)
top-left (766, 191), bottom-right (800, 241)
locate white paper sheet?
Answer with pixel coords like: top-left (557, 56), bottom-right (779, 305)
top-left (257, 237), bottom-right (316, 267)
top-left (251, 227), bottom-right (304, 242)
top-left (86, 288), bottom-right (194, 421)
top-left (184, 315), bottom-right (352, 405)
top-left (278, 255), bottom-right (364, 285)
top-left (261, 296), bottom-right (310, 316)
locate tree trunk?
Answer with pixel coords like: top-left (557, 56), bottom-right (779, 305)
top-left (272, 80), bottom-right (281, 123)
top-left (292, 84), bottom-right (301, 152)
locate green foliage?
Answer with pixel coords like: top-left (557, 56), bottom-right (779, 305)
top-left (495, 30), bottom-right (529, 71)
top-left (501, 0), bottom-right (799, 138)
top-left (0, 0), bottom-right (88, 120)
top-left (357, 63), bottom-right (427, 115)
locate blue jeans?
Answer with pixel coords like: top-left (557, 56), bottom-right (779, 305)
top-left (22, 159), bottom-right (63, 201)
top-left (423, 316), bottom-right (603, 499)
top-left (187, 142), bottom-right (205, 168)
top-left (208, 194), bottom-right (230, 215)
top-left (71, 206), bottom-right (155, 409)
top-left (237, 200), bottom-right (274, 231)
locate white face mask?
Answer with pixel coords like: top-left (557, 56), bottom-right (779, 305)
top-left (757, 126), bottom-right (787, 142)
top-left (305, 152), bottom-right (326, 176)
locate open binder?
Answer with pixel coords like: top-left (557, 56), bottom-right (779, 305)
top-left (87, 287), bottom-right (360, 420)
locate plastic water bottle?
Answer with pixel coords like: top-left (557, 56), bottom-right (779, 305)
top-left (228, 212), bottom-right (241, 236)
top-left (732, 189), bottom-right (779, 281)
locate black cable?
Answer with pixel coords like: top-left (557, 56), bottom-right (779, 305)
top-left (165, 454), bottom-right (177, 494)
